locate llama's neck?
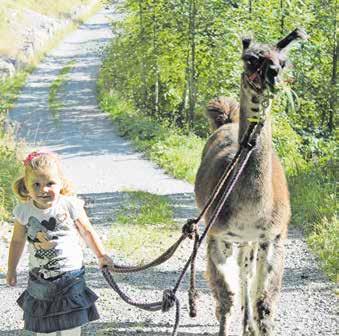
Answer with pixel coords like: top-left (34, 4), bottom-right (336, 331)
top-left (238, 75), bottom-right (273, 200)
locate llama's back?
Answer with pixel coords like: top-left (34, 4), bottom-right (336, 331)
top-left (195, 97), bottom-right (239, 212)
top-left (206, 96), bottom-right (239, 130)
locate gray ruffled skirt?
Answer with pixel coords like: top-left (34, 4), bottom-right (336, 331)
top-left (17, 267), bottom-right (99, 333)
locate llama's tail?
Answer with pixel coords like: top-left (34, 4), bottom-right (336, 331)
top-left (206, 97), bottom-right (239, 130)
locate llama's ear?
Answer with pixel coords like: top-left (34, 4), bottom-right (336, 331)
top-left (276, 28), bottom-right (308, 50)
top-left (242, 37), bottom-right (251, 50)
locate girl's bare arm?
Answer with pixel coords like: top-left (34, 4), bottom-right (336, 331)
top-left (74, 209), bottom-right (113, 268)
top-left (7, 220), bottom-right (26, 286)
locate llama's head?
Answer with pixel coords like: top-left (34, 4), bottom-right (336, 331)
top-left (241, 28), bottom-right (308, 94)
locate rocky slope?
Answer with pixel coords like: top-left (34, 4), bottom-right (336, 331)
top-left (0, 0), bottom-right (100, 79)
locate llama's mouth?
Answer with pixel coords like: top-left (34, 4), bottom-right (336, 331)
top-left (246, 73), bottom-right (279, 96)
top-left (245, 72), bottom-right (265, 93)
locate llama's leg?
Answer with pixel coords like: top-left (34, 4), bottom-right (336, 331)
top-left (207, 237), bottom-right (238, 336)
top-left (253, 236), bottom-right (285, 335)
top-left (238, 243), bottom-right (259, 336)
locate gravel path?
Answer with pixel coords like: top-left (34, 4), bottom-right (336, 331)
top-left (1, 4), bottom-right (337, 336)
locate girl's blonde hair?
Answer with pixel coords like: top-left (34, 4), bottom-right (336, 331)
top-left (13, 151), bottom-right (74, 201)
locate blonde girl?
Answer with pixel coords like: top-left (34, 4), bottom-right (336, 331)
top-left (6, 150), bottom-right (113, 335)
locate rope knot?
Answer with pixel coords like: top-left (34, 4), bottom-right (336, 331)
top-left (182, 219), bottom-right (198, 239)
top-left (161, 289), bottom-right (176, 312)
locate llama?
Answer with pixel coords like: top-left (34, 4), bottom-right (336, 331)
top-left (194, 29), bottom-right (307, 336)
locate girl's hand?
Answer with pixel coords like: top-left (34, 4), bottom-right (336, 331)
top-left (98, 255), bottom-right (114, 269)
top-left (6, 270), bottom-right (17, 286)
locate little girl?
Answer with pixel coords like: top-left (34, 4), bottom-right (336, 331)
top-left (6, 150), bottom-right (113, 335)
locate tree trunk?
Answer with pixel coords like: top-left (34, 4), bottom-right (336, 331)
top-left (177, 50), bottom-right (190, 127)
top-left (328, 30), bottom-right (337, 133)
top-left (187, 0), bottom-right (197, 129)
top-left (152, 3), bottom-right (159, 117)
top-left (138, 0), bottom-right (147, 111)
top-left (280, 0), bottom-right (285, 35)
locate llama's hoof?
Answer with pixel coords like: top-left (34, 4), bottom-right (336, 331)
top-left (243, 324), bottom-right (257, 336)
top-left (259, 319), bottom-right (274, 335)
top-left (215, 305), bottom-right (221, 321)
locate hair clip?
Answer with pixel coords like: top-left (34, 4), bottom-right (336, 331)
top-left (23, 151), bottom-right (44, 166)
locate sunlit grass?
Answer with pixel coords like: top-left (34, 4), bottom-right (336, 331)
top-left (48, 60), bottom-right (76, 121)
top-left (115, 191), bottom-right (175, 226)
top-left (288, 167), bottom-right (337, 282)
top-left (0, 71), bottom-right (28, 117)
top-left (0, 73), bottom-right (27, 224)
top-left (307, 217), bottom-right (338, 282)
top-left (0, 132), bottom-right (22, 222)
top-left (105, 191), bottom-right (179, 263)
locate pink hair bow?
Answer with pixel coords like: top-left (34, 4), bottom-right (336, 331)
top-left (23, 151), bottom-right (44, 166)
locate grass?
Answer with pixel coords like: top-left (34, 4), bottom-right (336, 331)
top-left (48, 60), bottom-right (76, 121)
top-left (104, 191), bottom-right (179, 263)
top-left (288, 167), bottom-right (337, 282)
top-left (307, 217), bottom-right (338, 283)
top-left (0, 71), bottom-right (28, 117)
top-left (97, 75), bottom-right (338, 282)
top-left (0, 132), bottom-right (22, 222)
top-left (115, 191), bottom-right (175, 226)
top-left (0, 73), bottom-right (27, 223)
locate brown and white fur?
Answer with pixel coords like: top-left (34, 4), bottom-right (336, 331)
top-left (194, 29), bottom-right (307, 336)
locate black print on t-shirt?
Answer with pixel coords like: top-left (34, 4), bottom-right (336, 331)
top-left (27, 216), bottom-right (62, 272)
top-left (41, 217), bottom-right (56, 231)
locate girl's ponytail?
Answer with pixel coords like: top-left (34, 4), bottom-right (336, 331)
top-left (60, 178), bottom-right (74, 196)
top-left (13, 177), bottom-right (30, 201)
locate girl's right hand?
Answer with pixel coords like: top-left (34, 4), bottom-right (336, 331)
top-left (6, 270), bottom-right (17, 286)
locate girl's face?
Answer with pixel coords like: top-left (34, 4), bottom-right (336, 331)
top-left (25, 166), bottom-right (62, 209)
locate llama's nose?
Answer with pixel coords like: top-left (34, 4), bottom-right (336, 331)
top-left (269, 64), bottom-right (281, 76)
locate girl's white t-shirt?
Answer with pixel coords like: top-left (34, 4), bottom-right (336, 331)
top-left (13, 195), bottom-right (85, 278)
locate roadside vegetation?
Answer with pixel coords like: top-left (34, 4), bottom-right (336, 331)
top-left (98, 0), bottom-right (337, 281)
top-left (105, 191), bottom-right (178, 263)
top-left (0, 74), bottom-right (26, 221)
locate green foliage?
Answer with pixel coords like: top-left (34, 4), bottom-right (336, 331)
top-left (288, 163), bottom-right (336, 229)
top-left (102, 0), bottom-right (336, 138)
top-left (307, 217), bottom-right (338, 282)
top-left (0, 133), bottom-right (21, 222)
top-left (0, 73), bottom-right (27, 223)
top-left (0, 72), bottom-right (28, 118)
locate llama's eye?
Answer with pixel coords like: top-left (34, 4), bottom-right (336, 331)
top-left (246, 56), bottom-right (258, 65)
top-left (280, 60), bottom-right (286, 68)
